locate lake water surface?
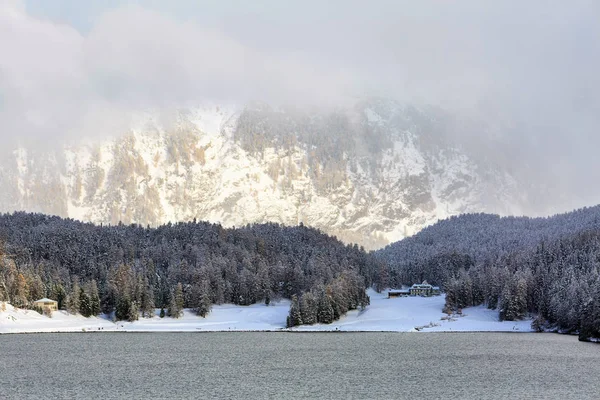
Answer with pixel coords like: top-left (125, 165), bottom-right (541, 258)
top-left (0, 332), bottom-right (598, 399)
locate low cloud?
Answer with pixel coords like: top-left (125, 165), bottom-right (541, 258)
top-left (0, 1), bottom-right (355, 148)
top-left (1, 0), bottom-right (600, 211)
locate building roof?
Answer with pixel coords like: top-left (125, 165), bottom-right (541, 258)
top-left (389, 289), bottom-right (410, 294)
top-left (411, 284), bottom-right (432, 289)
top-left (34, 298), bottom-right (57, 303)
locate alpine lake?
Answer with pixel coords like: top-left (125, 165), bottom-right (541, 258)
top-left (0, 332), bottom-right (598, 399)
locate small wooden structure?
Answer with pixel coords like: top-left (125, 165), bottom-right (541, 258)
top-left (388, 289), bottom-right (410, 298)
top-left (33, 298), bottom-right (58, 311)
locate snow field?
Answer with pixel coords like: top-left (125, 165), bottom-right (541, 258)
top-left (0, 290), bottom-right (532, 334)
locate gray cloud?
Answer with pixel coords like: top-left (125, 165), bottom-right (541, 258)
top-left (2, 0), bottom-right (600, 211)
top-left (5, 0), bottom-right (600, 123)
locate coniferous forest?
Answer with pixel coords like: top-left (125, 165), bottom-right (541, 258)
top-left (1, 207), bottom-right (600, 341)
top-left (0, 212), bottom-right (374, 326)
top-left (376, 206), bottom-right (600, 342)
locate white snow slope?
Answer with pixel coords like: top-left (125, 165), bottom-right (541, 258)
top-left (0, 102), bottom-right (526, 250)
top-left (0, 290), bottom-right (532, 334)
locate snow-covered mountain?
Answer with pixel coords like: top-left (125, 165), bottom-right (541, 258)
top-left (0, 99), bottom-right (528, 250)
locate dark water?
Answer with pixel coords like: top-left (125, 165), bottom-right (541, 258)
top-left (0, 332), bottom-right (598, 399)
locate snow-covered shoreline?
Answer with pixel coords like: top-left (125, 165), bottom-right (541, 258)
top-left (0, 290), bottom-right (533, 335)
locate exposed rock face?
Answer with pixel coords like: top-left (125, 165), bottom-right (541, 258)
top-left (0, 100), bottom-right (526, 250)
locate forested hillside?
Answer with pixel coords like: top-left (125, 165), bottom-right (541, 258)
top-left (0, 213), bottom-right (374, 325)
top-left (376, 206), bottom-right (600, 341)
top-left (3, 208), bottom-right (599, 339)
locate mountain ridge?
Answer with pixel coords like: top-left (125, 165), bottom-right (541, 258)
top-left (0, 100), bottom-right (528, 250)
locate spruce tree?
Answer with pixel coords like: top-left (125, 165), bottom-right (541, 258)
top-left (196, 280), bottom-right (212, 317)
top-left (127, 300), bottom-right (139, 322)
top-left (28, 275), bottom-right (45, 302)
top-left (14, 273), bottom-right (28, 307)
top-left (168, 284), bottom-right (184, 318)
top-left (579, 285), bottom-right (600, 341)
top-left (79, 288), bottom-right (92, 317)
top-left (317, 291), bottom-right (334, 324)
top-left (67, 280), bottom-right (80, 314)
top-left (287, 295), bottom-right (302, 327)
top-left (300, 292), bottom-right (317, 325)
top-left (89, 280), bottom-right (101, 316)
top-left (116, 296), bottom-right (132, 321)
top-left (140, 276), bottom-right (155, 318)
top-left (175, 283), bottom-right (184, 312)
top-left (52, 283), bottom-right (67, 310)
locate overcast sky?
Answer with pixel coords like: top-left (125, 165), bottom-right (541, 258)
top-left (1, 0), bottom-right (600, 209)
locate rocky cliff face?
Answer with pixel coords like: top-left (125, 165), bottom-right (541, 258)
top-left (0, 99), bottom-right (526, 250)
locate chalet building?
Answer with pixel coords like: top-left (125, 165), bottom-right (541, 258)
top-left (409, 281), bottom-right (441, 297)
top-left (33, 298), bottom-right (58, 311)
top-left (388, 282), bottom-right (441, 298)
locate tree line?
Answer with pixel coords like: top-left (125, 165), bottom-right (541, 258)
top-left (2, 206), bottom-right (599, 340)
top-left (376, 206), bottom-right (600, 341)
top-left (0, 213), bottom-right (378, 325)
top-left (286, 272), bottom-right (370, 327)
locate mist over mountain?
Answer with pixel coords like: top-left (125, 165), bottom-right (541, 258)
top-left (1, 1), bottom-right (599, 249)
top-left (0, 98), bottom-right (568, 250)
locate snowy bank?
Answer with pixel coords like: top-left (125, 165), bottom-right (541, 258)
top-left (0, 302), bottom-right (115, 334)
top-left (0, 300), bottom-right (291, 334)
top-left (293, 290), bottom-right (533, 332)
top-left (0, 291), bottom-right (533, 334)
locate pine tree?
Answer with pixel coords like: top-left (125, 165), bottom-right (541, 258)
top-left (317, 291), bottom-right (334, 324)
top-left (167, 293), bottom-right (178, 318)
top-left (168, 283), bottom-right (184, 318)
top-left (101, 283), bottom-right (117, 315)
top-left (444, 278), bottom-right (459, 312)
top-left (89, 280), bottom-right (101, 316)
top-left (14, 273), bottom-right (29, 308)
top-left (28, 275), bottom-right (45, 302)
top-left (360, 292), bottom-right (370, 310)
top-left (127, 300), bottom-right (139, 322)
top-left (52, 283), bottom-right (67, 310)
top-left (116, 296), bottom-right (132, 321)
top-left (514, 276), bottom-right (528, 320)
top-left (287, 295), bottom-right (302, 327)
top-left (300, 292), bottom-right (317, 325)
top-left (79, 287), bottom-right (92, 317)
top-left (196, 280), bottom-right (212, 317)
top-left (579, 284), bottom-right (600, 341)
top-left (139, 276), bottom-right (155, 318)
top-left (374, 264), bottom-right (389, 293)
top-left (67, 279), bottom-right (80, 314)
top-left (175, 283), bottom-right (184, 312)
top-left (499, 283), bottom-right (518, 321)
top-left (0, 275), bottom-right (6, 302)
